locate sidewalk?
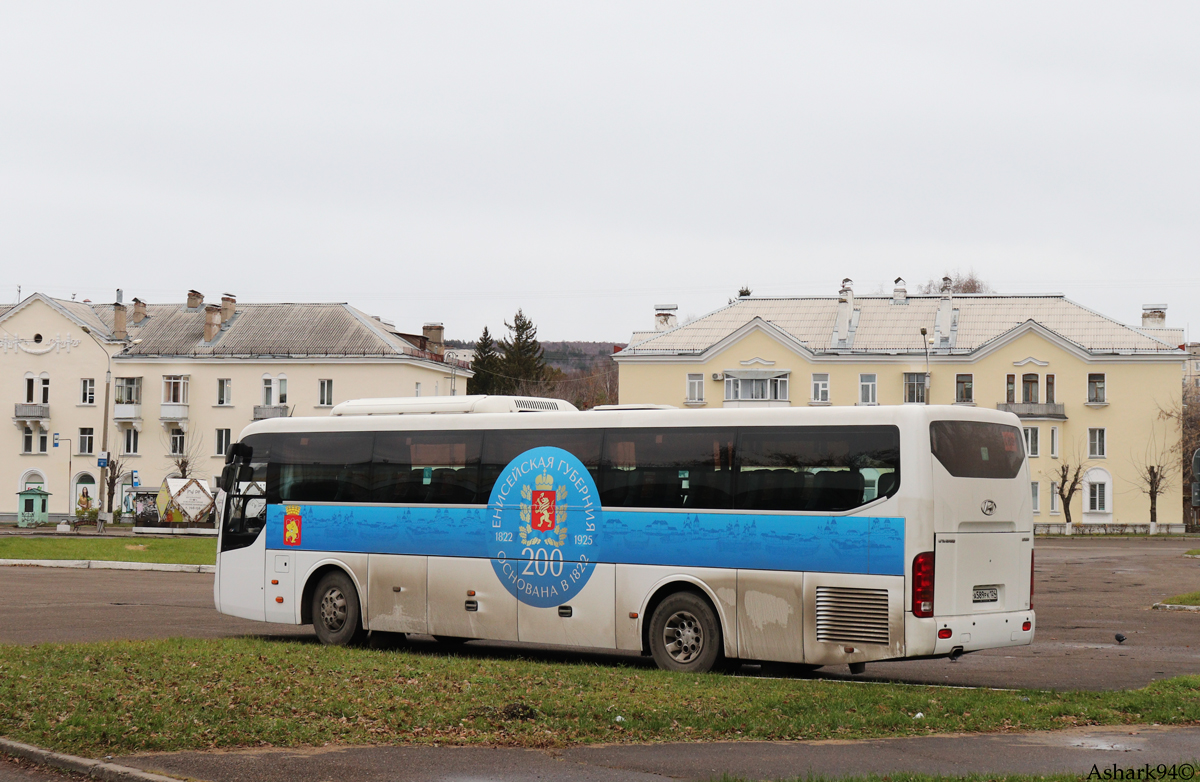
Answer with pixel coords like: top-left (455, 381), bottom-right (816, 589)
top-left (117, 725), bottom-right (1200, 781)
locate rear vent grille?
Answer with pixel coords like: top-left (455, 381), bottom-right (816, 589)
top-left (514, 398), bottom-right (561, 411)
top-left (815, 586), bottom-right (890, 646)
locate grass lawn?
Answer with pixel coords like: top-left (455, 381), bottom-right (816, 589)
top-left (1186, 549), bottom-right (1200, 556)
top-left (0, 637), bottom-right (1198, 757)
top-left (716, 776), bottom-right (1103, 782)
top-left (0, 537), bottom-right (215, 565)
top-left (1162, 591), bottom-right (1200, 606)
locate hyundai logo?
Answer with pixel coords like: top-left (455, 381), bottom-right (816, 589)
top-left (981, 499), bottom-right (997, 516)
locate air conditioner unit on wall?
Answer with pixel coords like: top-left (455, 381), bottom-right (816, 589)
top-left (712, 373), bottom-right (723, 381)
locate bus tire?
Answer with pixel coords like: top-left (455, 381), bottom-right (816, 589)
top-left (311, 571), bottom-right (364, 646)
top-left (648, 591), bottom-right (722, 673)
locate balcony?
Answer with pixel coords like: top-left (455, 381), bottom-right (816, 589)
top-left (114, 403), bottom-right (142, 421)
top-left (253, 405), bottom-right (290, 420)
top-left (159, 403), bottom-right (189, 421)
top-left (996, 402), bottom-right (1067, 420)
top-left (14, 403), bottom-right (49, 420)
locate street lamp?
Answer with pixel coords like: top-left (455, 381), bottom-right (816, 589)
top-left (920, 327), bottom-right (932, 405)
top-left (79, 327), bottom-right (140, 523)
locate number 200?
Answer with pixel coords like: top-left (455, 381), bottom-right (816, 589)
top-left (521, 547), bottom-right (563, 577)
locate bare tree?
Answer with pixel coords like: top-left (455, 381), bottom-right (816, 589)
top-left (1047, 439), bottom-right (1091, 526)
top-left (1128, 434), bottom-right (1175, 525)
top-left (917, 271), bottom-right (994, 294)
top-left (103, 454), bottom-right (126, 513)
top-left (1157, 380), bottom-right (1200, 529)
top-left (162, 429), bottom-right (206, 480)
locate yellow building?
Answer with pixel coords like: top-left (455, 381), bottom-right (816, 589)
top-left (615, 279), bottom-right (1186, 533)
top-left (3, 291), bottom-right (471, 524)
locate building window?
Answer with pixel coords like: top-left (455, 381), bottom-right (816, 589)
top-left (23, 427), bottom-right (33, 453)
top-left (1022, 373), bottom-right (1039, 404)
top-left (79, 428), bottom-right (94, 455)
top-left (1006, 374), bottom-right (1015, 404)
top-left (859, 374), bottom-right (877, 405)
top-left (217, 379), bottom-right (232, 406)
top-left (123, 427), bottom-right (139, 455)
top-left (1045, 374), bottom-right (1055, 404)
top-left (115, 377), bottom-right (142, 404)
top-left (278, 376), bottom-right (287, 404)
top-left (1088, 481), bottom-right (1107, 512)
top-left (80, 378), bottom-right (95, 405)
top-left (162, 376), bottom-right (189, 404)
top-left (955, 374), bottom-right (973, 403)
top-left (319, 379), bottom-right (334, 407)
top-left (1088, 373), bottom-right (1106, 403)
top-left (1031, 481), bottom-right (1040, 513)
top-left (169, 428), bottom-right (185, 456)
top-left (216, 429), bottom-right (231, 456)
top-left (1050, 481), bottom-right (1060, 513)
top-left (1023, 426), bottom-right (1039, 457)
top-left (1050, 426), bottom-right (1059, 458)
top-left (415, 382), bottom-right (422, 397)
top-left (903, 372), bottom-right (926, 404)
top-left (262, 378), bottom-right (273, 406)
top-left (724, 376), bottom-right (788, 401)
top-left (1089, 427), bottom-right (1106, 458)
top-left (811, 373), bottom-right (829, 403)
top-left (40, 375), bottom-right (49, 404)
top-left (686, 374), bottom-right (705, 403)
top-left (38, 430), bottom-right (47, 453)
top-left (25, 376), bottom-right (34, 403)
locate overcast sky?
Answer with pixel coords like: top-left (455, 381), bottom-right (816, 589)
top-left (2, 2), bottom-right (1198, 342)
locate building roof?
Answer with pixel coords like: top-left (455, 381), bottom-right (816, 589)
top-left (1, 293), bottom-right (470, 369)
top-left (619, 292), bottom-right (1183, 358)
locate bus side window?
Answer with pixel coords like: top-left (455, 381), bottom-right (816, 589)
top-left (274, 432), bottom-right (374, 503)
top-left (373, 431), bottom-right (483, 505)
top-left (599, 428), bottom-right (734, 510)
top-left (478, 429), bottom-right (602, 502)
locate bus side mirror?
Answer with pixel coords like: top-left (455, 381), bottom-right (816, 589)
top-left (226, 442), bottom-right (252, 464)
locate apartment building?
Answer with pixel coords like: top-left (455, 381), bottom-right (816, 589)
top-left (3, 291), bottom-right (471, 521)
top-left (615, 279), bottom-right (1186, 532)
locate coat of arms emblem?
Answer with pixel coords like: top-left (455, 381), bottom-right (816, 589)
top-left (283, 505), bottom-right (302, 546)
top-left (520, 472), bottom-right (568, 547)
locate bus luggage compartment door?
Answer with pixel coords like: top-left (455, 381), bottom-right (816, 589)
top-left (517, 563), bottom-right (615, 649)
top-left (934, 533), bottom-right (1031, 616)
top-left (427, 557), bottom-right (517, 641)
top-left (367, 554), bottom-right (428, 634)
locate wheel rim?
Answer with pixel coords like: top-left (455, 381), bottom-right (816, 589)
top-left (662, 610), bottom-right (704, 664)
top-left (319, 587), bottom-right (348, 633)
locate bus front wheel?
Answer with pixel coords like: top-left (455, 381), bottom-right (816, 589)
top-left (648, 592), bottom-right (722, 673)
top-left (311, 571), bottom-right (365, 646)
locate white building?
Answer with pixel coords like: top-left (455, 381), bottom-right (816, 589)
top-left (3, 290), bottom-right (471, 522)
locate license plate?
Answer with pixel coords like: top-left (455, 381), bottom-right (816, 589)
top-left (973, 587), bottom-right (998, 603)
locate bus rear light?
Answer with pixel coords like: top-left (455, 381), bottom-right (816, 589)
top-left (938, 628), bottom-right (952, 639)
top-left (912, 551), bottom-right (935, 618)
top-left (1022, 621), bottom-right (1031, 631)
top-left (1029, 550), bottom-right (1035, 609)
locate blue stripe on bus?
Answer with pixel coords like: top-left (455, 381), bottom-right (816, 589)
top-left (267, 504), bottom-right (905, 576)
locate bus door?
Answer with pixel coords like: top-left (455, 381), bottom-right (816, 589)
top-left (929, 421), bottom-right (1033, 618)
top-left (216, 454), bottom-right (268, 621)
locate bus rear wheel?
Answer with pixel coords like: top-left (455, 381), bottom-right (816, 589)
top-left (649, 592), bottom-right (722, 673)
top-left (311, 571), bottom-right (365, 646)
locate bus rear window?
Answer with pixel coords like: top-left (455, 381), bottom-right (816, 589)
top-left (930, 421), bottom-right (1025, 479)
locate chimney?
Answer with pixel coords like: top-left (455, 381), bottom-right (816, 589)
top-left (835, 279), bottom-right (854, 343)
top-left (204, 304), bottom-right (221, 342)
top-left (220, 294), bottom-right (236, 326)
top-left (892, 277), bottom-right (907, 305)
top-left (654, 304), bottom-right (678, 331)
top-left (132, 298), bottom-right (147, 323)
top-left (187, 290), bottom-right (203, 310)
top-left (422, 322), bottom-right (445, 356)
top-left (112, 303), bottom-right (127, 340)
top-left (936, 277), bottom-right (954, 342)
top-left (1142, 304), bottom-right (1167, 329)
top-left (115, 288), bottom-right (123, 304)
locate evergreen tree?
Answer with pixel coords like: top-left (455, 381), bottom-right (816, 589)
top-left (499, 309), bottom-right (548, 393)
top-left (466, 326), bottom-right (502, 395)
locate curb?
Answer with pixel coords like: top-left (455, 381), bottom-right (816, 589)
top-left (0, 559), bottom-right (215, 574)
top-left (0, 737), bottom-right (182, 781)
top-left (1152, 602), bottom-right (1200, 612)
top-left (1185, 554), bottom-right (1200, 559)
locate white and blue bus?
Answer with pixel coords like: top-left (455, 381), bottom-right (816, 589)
top-left (215, 396), bottom-right (1035, 674)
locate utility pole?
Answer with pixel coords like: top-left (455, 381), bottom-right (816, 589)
top-left (920, 327), bottom-right (932, 404)
top-left (80, 326), bottom-right (113, 521)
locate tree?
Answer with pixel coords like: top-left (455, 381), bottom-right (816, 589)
top-left (918, 271), bottom-right (994, 294)
top-left (1129, 435), bottom-right (1175, 525)
top-left (103, 454), bottom-right (126, 514)
top-left (466, 326), bottom-right (502, 395)
top-left (729, 286), bottom-right (752, 304)
top-left (1157, 381), bottom-right (1200, 529)
top-left (1053, 461), bottom-right (1086, 526)
top-left (163, 429), bottom-right (205, 480)
top-left (498, 309), bottom-right (548, 393)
